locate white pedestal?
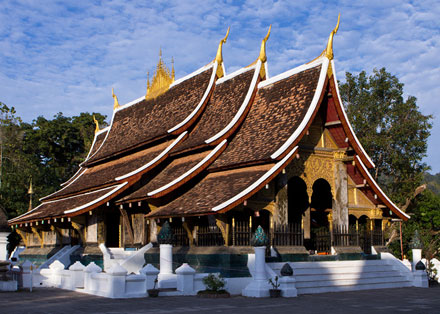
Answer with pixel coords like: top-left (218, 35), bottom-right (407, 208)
top-left (412, 249), bottom-right (422, 271)
top-left (242, 246), bottom-right (271, 297)
top-left (0, 232), bottom-right (10, 261)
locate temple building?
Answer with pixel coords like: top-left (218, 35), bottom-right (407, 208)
top-left (9, 19), bottom-right (409, 268)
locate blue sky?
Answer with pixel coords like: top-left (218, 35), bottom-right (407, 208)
top-left (0, 0), bottom-right (439, 173)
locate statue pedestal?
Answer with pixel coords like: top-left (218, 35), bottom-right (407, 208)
top-left (0, 232), bottom-right (9, 261)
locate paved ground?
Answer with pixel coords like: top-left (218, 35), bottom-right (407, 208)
top-left (1, 287), bottom-right (440, 314)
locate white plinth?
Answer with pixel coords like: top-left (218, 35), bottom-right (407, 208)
top-left (242, 246), bottom-right (271, 297)
top-left (0, 232), bottom-right (10, 261)
top-left (412, 249), bottom-right (422, 271)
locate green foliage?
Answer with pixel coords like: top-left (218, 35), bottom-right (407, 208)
top-left (268, 276), bottom-right (280, 289)
top-left (339, 68), bottom-right (432, 205)
top-left (202, 273), bottom-right (225, 292)
top-left (424, 172), bottom-right (440, 195)
top-left (0, 102), bottom-right (107, 219)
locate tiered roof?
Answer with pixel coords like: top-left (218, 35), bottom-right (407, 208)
top-left (9, 21), bottom-right (409, 226)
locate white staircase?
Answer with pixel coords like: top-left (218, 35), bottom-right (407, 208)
top-left (268, 259), bottom-right (413, 295)
top-left (99, 243), bottom-right (152, 274)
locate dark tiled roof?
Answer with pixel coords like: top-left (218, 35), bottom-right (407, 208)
top-left (86, 67), bottom-right (214, 165)
top-left (120, 151), bottom-right (209, 202)
top-left (11, 186), bottom-right (119, 223)
top-left (210, 65), bottom-right (322, 170)
top-left (173, 68), bottom-right (255, 153)
top-left (42, 140), bottom-right (173, 201)
top-left (147, 165), bottom-right (272, 217)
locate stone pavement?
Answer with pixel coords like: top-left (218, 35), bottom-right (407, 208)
top-left (1, 287), bottom-right (439, 314)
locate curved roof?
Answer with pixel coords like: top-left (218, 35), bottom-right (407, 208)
top-left (210, 59), bottom-right (326, 170)
top-left (85, 64), bottom-right (216, 165)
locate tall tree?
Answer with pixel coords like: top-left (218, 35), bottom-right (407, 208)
top-left (339, 68), bottom-right (432, 205)
top-left (0, 104), bottom-right (107, 219)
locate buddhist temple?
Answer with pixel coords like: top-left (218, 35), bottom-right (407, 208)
top-left (8, 19), bottom-right (409, 271)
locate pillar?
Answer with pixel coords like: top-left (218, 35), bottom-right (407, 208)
top-left (0, 232), bottom-right (9, 260)
top-left (176, 263), bottom-right (196, 295)
top-left (159, 244), bottom-right (173, 275)
top-left (242, 246), bottom-right (271, 297)
top-left (333, 161), bottom-right (348, 227)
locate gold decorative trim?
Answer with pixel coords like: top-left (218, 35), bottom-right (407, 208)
top-left (16, 229), bottom-right (28, 246)
top-left (93, 115), bottom-right (100, 133)
top-left (31, 227), bottom-right (43, 248)
top-left (112, 88), bottom-right (120, 110)
top-left (71, 221), bottom-right (86, 244)
top-left (214, 27), bottom-right (230, 78)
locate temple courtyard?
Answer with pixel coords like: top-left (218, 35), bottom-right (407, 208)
top-left (1, 286), bottom-right (439, 314)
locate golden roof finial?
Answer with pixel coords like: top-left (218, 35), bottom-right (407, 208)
top-left (112, 87), bottom-right (120, 110)
top-left (214, 27), bottom-right (230, 78)
top-left (28, 177), bottom-right (33, 212)
top-left (145, 49), bottom-right (175, 100)
top-left (325, 13), bottom-right (340, 61)
top-left (93, 115), bottom-right (100, 133)
top-left (258, 25), bottom-right (271, 63)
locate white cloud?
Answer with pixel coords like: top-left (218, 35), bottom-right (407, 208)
top-left (0, 0), bottom-right (439, 172)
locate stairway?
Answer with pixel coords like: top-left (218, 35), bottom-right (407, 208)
top-left (268, 259), bottom-right (413, 295)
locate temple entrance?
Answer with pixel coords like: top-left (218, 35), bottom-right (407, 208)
top-left (309, 178), bottom-right (333, 253)
top-left (287, 176), bottom-right (309, 224)
top-left (106, 209), bottom-right (121, 247)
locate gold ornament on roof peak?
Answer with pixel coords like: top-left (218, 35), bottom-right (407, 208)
top-left (258, 25), bottom-right (271, 63)
top-left (93, 115), bottom-right (100, 133)
top-left (112, 88), bottom-right (120, 110)
top-left (145, 50), bottom-right (175, 100)
top-left (325, 13), bottom-right (340, 61)
top-left (214, 27), bottom-right (230, 78)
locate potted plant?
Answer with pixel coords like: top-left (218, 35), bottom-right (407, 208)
top-left (147, 277), bottom-right (159, 297)
top-left (197, 273), bottom-right (230, 298)
top-left (268, 276), bottom-right (281, 298)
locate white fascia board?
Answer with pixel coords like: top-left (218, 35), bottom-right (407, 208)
top-left (115, 96), bottom-right (145, 112)
top-left (270, 58), bottom-right (329, 159)
top-left (215, 64), bottom-right (255, 85)
top-left (39, 169), bottom-right (89, 201)
top-left (170, 62), bottom-right (215, 88)
top-left (355, 155), bottom-right (409, 219)
top-left (167, 62), bottom-right (218, 134)
top-left (147, 139), bottom-right (227, 197)
top-left (8, 204), bottom-right (43, 223)
top-left (264, 62), bottom-right (270, 79)
top-left (64, 183), bottom-right (128, 214)
top-left (331, 60), bottom-right (376, 168)
top-left (212, 146), bottom-right (298, 212)
top-left (205, 61), bottom-right (261, 144)
top-left (258, 57), bottom-right (324, 89)
top-left (60, 167), bottom-right (85, 187)
top-left (115, 131), bottom-right (188, 181)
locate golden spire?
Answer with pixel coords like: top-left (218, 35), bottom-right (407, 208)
top-left (145, 49), bottom-right (175, 100)
top-left (214, 27), bottom-right (230, 78)
top-left (325, 13), bottom-right (340, 60)
top-left (112, 88), bottom-right (120, 110)
top-left (258, 25), bottom-right (271, 63)
top-left (28, 177), bottom-right (33, 212)
top-left (93, 115), bottom-right (100, 133)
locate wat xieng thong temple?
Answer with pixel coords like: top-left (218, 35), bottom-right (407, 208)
top-left (9, 18), bottom-right (409, 269)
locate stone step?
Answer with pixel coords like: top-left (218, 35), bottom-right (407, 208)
top-left (290, 260), bottom-right (389, 269)
top-left (295, 275), bottom-right (411, 288)
top-left (297, 280), bottom-right (413, 295)
top-left (292, 265), bottom-right (396, 275)
top-left (294, 270), bottom-right (406, 282)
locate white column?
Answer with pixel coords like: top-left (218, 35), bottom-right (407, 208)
top-left (0, 232), bottom-right (9, 261)
top-left (159, 244), bottom-right (173, 275)
top-left (412, 248), bottom-right (422, 271)
top-left (242, 246), bottom-right (271, 297)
